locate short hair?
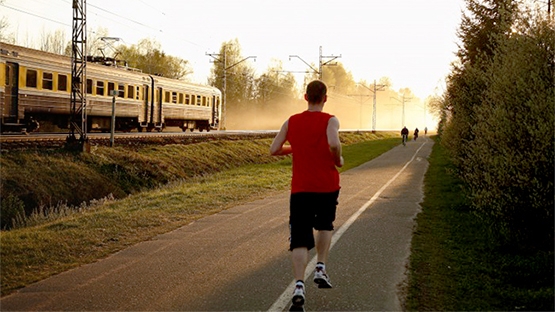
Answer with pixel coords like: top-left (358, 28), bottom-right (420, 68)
top-left (306, 80), bottom-right (327, 104)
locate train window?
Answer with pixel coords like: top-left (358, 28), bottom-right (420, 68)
top-left (197, 95), bottom-right (201, 106)
top-left (96, 81), bottom-right (105, 96)
top-left (6, 64), bottom-right (12, 86)
top-left (87, 79), bottom-right (93, 94)
top-left (107, 82), bottom-right (115, 97)
top-left (172, 92), bottom-right (177, 104)
top-left (43, 72), bottom-right (53, 90)
top-left (5, 66), bottom-right (10, 85)
top-left (191, 95), bottom-right (195, 105)
top-left (185, 94), bottom-right (191, 105)
top-left (127, 85), bottom-right (134, 99)
top-left (118, 83), bottom-right (125, 98)
top-left (136, 86), bottom-right (141, 100)
top-left (164, 91), bottom-right (170, 103)
top-left (58, 74), bottom-right (68, 91)
top-left (178, 93), bottom-right (184, 104)
top-left (26, 69), bottom-right (38, 88)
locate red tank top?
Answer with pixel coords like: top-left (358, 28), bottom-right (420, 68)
top-left (287, 111), bottom-right (340, 194)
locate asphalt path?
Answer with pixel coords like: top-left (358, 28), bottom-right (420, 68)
top-left (1, 136), bottom-right (433, 311)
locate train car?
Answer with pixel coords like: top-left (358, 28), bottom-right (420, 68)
top-left (0, 42), bottom-right (221, 133)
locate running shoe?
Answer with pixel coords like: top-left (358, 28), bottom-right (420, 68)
top-left (292, 281), bottom-right (305, 306)
top-left (314, 266), bottom-right (333, 288)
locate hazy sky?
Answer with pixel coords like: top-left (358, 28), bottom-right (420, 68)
top-left (2, 0), bottom-right (466, 99)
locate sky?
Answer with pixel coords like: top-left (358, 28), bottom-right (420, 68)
top-left (1, 0), bottom-right (467, 100)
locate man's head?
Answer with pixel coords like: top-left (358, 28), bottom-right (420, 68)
top-left (305, 80), bottom-right (327, 104)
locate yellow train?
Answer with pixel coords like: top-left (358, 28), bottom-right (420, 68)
top-left (0, 42), bottom-right (221, 133)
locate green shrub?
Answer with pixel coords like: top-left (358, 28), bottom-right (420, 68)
top-left (464, 14), bottom-right (554, 247)
top-left (442, 9), bottom-right (554, 247)
top-left (0, 194), bottom-right (25, 230)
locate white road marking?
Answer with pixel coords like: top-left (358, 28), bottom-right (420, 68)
top-left (268, 142), bottom-right (427, 311)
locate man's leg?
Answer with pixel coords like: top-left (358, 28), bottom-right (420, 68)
top-left (315, 230), bottom-right (333, 264)
top-left (314, 230), bottom-right (334, 288)
top-left (291, 247), bottom-right (308, 307)
top-left (291, 247), bottom-right (309, 281)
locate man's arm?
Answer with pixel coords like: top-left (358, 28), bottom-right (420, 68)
top-left (327, 116), bottom-right (344, 167)
top-left (270, 120), bottom-right (292, 156)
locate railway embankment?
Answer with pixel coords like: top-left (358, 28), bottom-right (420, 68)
top-left (0, 131), bottom-right (393, 230)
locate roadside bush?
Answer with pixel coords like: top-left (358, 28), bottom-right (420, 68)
top-left (0, 194), bottom-right (25, 230)
top-left (466, 15), bottom-right (554, 246)
top-left (442, 8), bottom-right (554, 247)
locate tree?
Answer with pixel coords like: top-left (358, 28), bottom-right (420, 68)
top-left (208, 39), bottom-right (256, 128)
top-left (0, 0), bottom-right (15, 43)
top-left (378, 77), bottom-right (392, 89)
top-left (443, 0), bottom-right (517, 168)
top-left (456, 0), bottom-right (517, 66)
top-left (321, 62), bottom-right (357, 95)
top-left (0, 16), bottom-right (15, 43)
top-left (254, 59), bottom-right (297, 107)
top-left (118, 38), bottom-right (192, 79)
top-left (441, 1), bottom-right (554, 247)
top-left (462, 7), bottom-right (554, 246)
top-left (39, 28), bottom-right (68, 55)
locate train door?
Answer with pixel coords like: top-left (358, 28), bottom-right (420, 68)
top-left (141, 84), bottom-right (150, 130)
top-left (153, 87), bottom-right (163, 130)
top-left (212, 95), bottom-right (220, 130)
top-left (3, 62), bottom-right (19, 125)
top-left (211, 96), bottom-right (218, 129)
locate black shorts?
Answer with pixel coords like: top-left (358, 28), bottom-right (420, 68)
top-left (289, 190), bottom-right (339, 251)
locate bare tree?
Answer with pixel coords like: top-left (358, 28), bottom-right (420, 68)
top-left (0, 1), bottom-right (15, 44)
top-left (39, 28), bottom-right (68, 54)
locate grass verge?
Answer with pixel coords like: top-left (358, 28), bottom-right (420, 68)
top-left (404, 136), bottom-right (554, 311)
top-left (0, 134), bottom-right (400, 297)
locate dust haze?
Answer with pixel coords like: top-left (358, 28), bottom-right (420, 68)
top-left (226, 90), bottom-right (437, 132)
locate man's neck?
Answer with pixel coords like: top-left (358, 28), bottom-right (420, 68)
top-left (307, 103), bottom-right (324, 112)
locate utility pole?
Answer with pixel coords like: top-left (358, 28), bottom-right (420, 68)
top-left (207, 47), bottom-right (256, 130)
top-left (391, 94), bottom-right (412, 128)
top-left (357, 80), bottom-right (386, 133)
top-left (67, 0), bottom-right (88, 151)
top-left (289, 46), bottom-right (341, 80)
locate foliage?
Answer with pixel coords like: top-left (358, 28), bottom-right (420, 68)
top-left (443, 0), bottom-right (517, 166)
top-left (464, 9), bottom-right (554, 246)
top-left (0, 194), bottom-right (25, 230)
top-left (117, 38), bottom-right (192, 79)
top-left (321, 62), bottom-right (357, 95)
top-left (440, 1), bottom-right (554, 246)
top-left (253, 59), bottom-right (298, 106)
top-left (208, 39), bottom-right (257, 109)
top-left (456, 0), bottom-right (517, 66)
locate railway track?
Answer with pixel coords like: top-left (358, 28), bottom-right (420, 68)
top-left (0, 130), bottom-right (278, 151)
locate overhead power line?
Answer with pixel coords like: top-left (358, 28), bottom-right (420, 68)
top-left (0, 3), bottom-right (71, 27)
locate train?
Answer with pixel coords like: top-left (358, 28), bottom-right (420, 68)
top-left (0, 42), bottom-right (222, 133)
